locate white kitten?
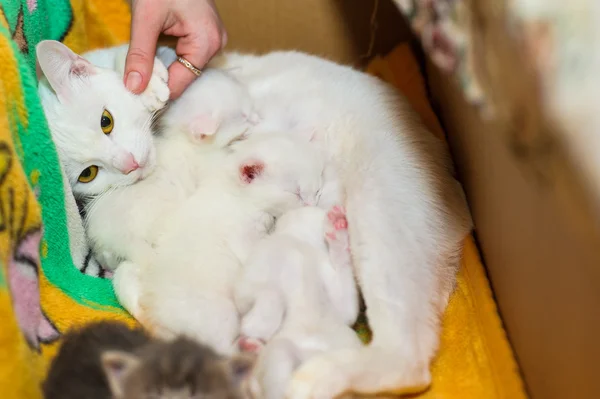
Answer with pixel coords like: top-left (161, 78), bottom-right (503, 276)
top-left (160, 69), bottom-right (261, 147)
top-left (234, 206), bottom-right (361, 399)
top-left (113, 133), bottom-right (327, 355)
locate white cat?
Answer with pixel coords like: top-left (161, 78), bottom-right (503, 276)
top-left (36, 41), bottom-right (168, 199)
top-left (37, 40), bottom-right (473, 398)
top-left (234, 206), bottom-right (362, 399)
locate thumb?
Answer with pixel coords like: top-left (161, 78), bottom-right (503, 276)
top-left (124, 2), bottom-right (164, 94)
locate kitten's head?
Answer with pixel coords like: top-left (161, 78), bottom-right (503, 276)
top-left (161, 69), bottom-right (259, 148)
top-left (234, 134), bottom-right (325, 215)
top-left (101, 337), bottom-right (255, 399)
top-left (36, 40), bottom-right (156, 197)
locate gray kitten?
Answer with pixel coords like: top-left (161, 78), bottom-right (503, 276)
top-left (43, 321), bottom-right (254, 399)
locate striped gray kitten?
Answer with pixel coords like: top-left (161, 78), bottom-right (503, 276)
top-left (43, 321), bottom-right (255, 399)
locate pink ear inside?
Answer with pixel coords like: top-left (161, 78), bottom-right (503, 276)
top-left (36, 40), bottom-right (96, 102)
top-left (189, 114), bottom-right (221, 139)
top-left (239, 161), bottom-right (265, 183)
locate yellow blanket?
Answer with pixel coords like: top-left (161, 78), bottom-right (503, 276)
top-left (0, 0), bottom-right (526, 397)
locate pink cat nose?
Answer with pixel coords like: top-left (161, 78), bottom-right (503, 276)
top-left (123, 159), bottom-right (140, 175)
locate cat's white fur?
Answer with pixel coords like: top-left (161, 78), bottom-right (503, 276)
top-left (37, 40), bottom-right (473, 398)
top-left (37, 41), bottom-right (332, 355)
top-left (36, 42), bottom-right (170, 198)
top-left (111, 133), bottom-right (327, 355)
top-left (235, 206), bottom-right (361, 399)
top-left (202, 51), bottom-right (473, 398)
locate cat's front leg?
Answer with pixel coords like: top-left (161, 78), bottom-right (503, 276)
top-left (112, 260), bottom-right (143, 319)
top-left (113, 49), bottom-right (170, 113)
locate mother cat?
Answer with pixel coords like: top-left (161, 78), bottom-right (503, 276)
top-left (37, 42), bottom-right (472, 398)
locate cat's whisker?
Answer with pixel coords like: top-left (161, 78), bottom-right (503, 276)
top-left (83, 187), bottom-right (118, 226)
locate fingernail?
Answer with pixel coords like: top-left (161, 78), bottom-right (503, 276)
top-left (125, 71), bottom-right (142, 92)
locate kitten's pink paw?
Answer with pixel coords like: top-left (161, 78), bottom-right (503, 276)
top-left (238, 335), bottom-right (265, 353)
top-left (325, 206), bottom-right (349, 241)
top-left (325, 206), bottom-right (351, 265)
top-left (327, 206), bottom-right (347, 231)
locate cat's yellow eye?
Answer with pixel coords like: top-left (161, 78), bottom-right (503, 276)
top-left (78, 165), bottom-right (99, 183)
top-left (100, 109), bottom-right (114, 134)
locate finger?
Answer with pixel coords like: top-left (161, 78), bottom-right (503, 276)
top-left (167, 25), bottom-right (224, 99)
top-left (124, 0), bottom-right (164, 94)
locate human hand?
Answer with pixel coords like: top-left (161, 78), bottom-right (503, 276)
top-left (124, 0), bottom-right (227, 99)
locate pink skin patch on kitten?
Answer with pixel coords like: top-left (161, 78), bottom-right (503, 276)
top-left (326, 206), bottom-right (352, 256)
top-left (240, 161), bottom-right (265, 184)
top-left (327, 206), bottom-right (348, 237)
top-left (238, 336), bottom-right (265, 353)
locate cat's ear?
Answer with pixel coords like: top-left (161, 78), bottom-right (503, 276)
top-left (223, 353), bottom-right (256, 388)
top-left (101, 350), bottom-right (141, 398)
top-left (36, 40), bottom-right (97, 102)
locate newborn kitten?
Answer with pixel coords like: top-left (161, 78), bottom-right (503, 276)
top-left (160, 68), bottom-right (261, 147)
top-left (42, 321), bottom-right (254, 399)
top-left (234, 206), bottom-right (362, 399)
top-left (114, 133), bottom-right (328, 356)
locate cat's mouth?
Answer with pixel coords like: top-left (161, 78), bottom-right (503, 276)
top-left (134, 163), bottom-right (156, 182)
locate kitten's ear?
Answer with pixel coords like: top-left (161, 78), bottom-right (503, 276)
top-left (189, 114), bottom-right (221, 141)
top-left (36, 40), bottom-right (97, 102)
top-left (224, 353), bottom-right (256, 388)
top-left (243, 110), bottom-right (261, 126)
top-left (101, 350), bottom-right (141, 398)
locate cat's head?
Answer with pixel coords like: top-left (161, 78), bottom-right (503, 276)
top-left (36, 40), bottom-right (156, 197)
top-left (101, 337), bottom-right (255, 399)
top-left (234, 134), bottom-right (325, 215)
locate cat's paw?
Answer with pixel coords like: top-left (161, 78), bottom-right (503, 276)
top-left (325, 206), bottom-right (349, 249)
top-left (237, 335), bottom-right (265, 353)
top-left (287, 354), bottom-right (351, 399)
top-left (140, 58), bottom-right (170, 112)
top-left (112, 261), bottom-right (143, 319)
